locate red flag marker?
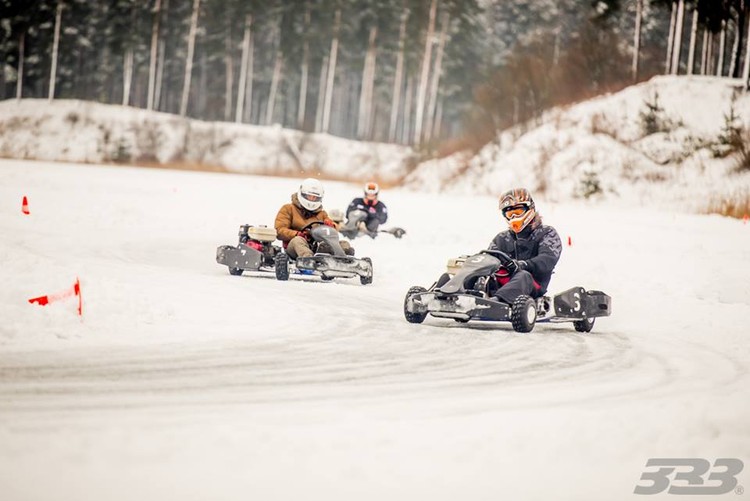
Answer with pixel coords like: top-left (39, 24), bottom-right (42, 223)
top-left (744, 214), bottom-right (748, 225)
top-left (28, 278), bottom-right (83, 317)
top-left (567, 236), bottom-right (572, 246)
top-left (21, 196), bottom-right (30, 215)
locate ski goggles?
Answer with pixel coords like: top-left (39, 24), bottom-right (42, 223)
top-left (502, 204), bottom-right (530, 220)
top-left (301, 192), bottom-right (322, 202)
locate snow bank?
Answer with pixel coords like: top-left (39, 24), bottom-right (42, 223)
top-left (405, 76), bottom-right (750, 213)
top-left (0, 99), bottom-right (415, 183)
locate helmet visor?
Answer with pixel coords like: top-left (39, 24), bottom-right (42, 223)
top-left (502, 204), bottom-right (529, 220)
top-left (301, 192), bottom-right (322, 203)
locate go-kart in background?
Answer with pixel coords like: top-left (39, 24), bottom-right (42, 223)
top-left (1, 158), bottom-right (748, 501)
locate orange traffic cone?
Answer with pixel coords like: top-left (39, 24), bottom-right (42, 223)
top-left (21, 196), bottom-right (30, 215)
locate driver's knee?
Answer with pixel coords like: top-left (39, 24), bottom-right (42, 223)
top-left (288, 236), bottom-right (313, 258)
top-left (340, 240), bottom-right (355, 256)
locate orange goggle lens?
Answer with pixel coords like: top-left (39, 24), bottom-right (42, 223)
top-left (502, 205), bottom-right (528, 220)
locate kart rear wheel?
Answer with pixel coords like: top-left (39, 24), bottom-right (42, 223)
top-left (511, 295), bottom-right (537, 333)
top-left (573, 317), bottom-right (595, 333)
top-left (274, 253), bottom-right (289, 281)
top-left (228, 267), bottom-right (243, 276)
top-left (404, 286), bottom-right (428, 324)
top-left (360, 257), bottom-right (373, 285)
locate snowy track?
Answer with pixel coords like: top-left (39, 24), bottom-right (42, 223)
top-left (1, 159), bottom-right (748, 500)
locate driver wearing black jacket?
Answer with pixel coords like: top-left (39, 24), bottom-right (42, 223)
top-left (489, 188), bottom-right (562, 304)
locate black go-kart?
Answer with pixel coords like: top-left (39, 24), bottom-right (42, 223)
top-left (403, 249), bottom-right (611, 333)
top-left (273, 221), bottom-right (374, 285)
top-left (216, 224), bottom-right (281, 276)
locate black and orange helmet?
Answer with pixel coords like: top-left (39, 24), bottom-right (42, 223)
top-left (499, 188), bottom-right (536, 233)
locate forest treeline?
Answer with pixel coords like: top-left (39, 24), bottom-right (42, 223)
top-left (1, 0), bottom-right (749, 151)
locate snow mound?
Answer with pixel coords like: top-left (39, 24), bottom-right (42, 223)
top-left (405, 76), bottom-right (750, 212)
top-left (0, 98), bottom-right (414, 183)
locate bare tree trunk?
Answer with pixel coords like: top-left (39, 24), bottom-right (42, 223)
top-left (235, 15), bottom-right (252, 123)
top-left (123, 49), bottom-right (134, 105)
top-left (670, 0), bottom-right (685, 75)
top-left (244, 19), bottom-right (255, 123)
top-left (632, 0), bottom-right (643, 81)
top-left (432, 95), bottom-right (444, 140)
top-left (700, 28), bottom-right (708, 74)
top-left (414, 0), bottom-right (438, 145)
top-left (665, 1), bottom-right (677, 74)
top-left (357, 26), bottom-right (378, 139)
top-left (733, 7), bottom-right (747, 78)
top-left (266, 50), bottom-right (283, 125)
top-left (686, 8), bottom-right (698, 75)
top-left (180, 0), bottom-right (201, 116)
top-left (743, 18), bottom-right (750, 85)
top-left (224, 17), bottom-right (234, 121)
top-left (322, 9), bottom-right (341, 133)
top-left (49, 1), bottom-right (63, 101)
top-left (197, 50), bottom-right (207, 116)
top-left (315, 56), bottom-right (328, 132)
top-left (707, 32), bottom-right (716, 75)
top-left (401, 74), bottom-right (414, 144)
top-left (147, 0), bottom-right (161, 110)
top-left (717, 20), bottom-right (727, 76)
top-left (729, 18), bottom-right (740, 77)
top-left (389, 7), bottom-right (409, 143)
top-left (425, 11), bottom-right (449, 144)
top-left (16, 30), bottom-right (25, 99)
top-left (297, 2), bottom-right (310, 128)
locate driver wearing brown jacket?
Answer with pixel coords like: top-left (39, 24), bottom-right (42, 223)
top-left (275, 178), bottom-right (352, 259)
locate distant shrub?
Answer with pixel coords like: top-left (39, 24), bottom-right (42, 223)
top-left (704, 189), bottom-right (750, 219)
top-left (639, 92), bottom-right (670, 136)
top-left (577, 170), bottom-right (603, 199)
top-left (711, 104), bottom-right (744, 159)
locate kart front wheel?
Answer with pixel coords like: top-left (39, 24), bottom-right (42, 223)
top-left (228, 267), bottom-right (243, 276)
top-left (573, 317), bottom-right (595, 333)
top-left (511, 295), bottom-right (537, 333)
top-left (404, 286), bottom-right (428, 324)
top-left (274, 253), bottom-right (289, 281)
top-left (360, 257), bottom-right (373, 285)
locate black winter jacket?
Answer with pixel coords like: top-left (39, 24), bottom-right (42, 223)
top-left (346, 197), bottom-right (388, 224)
top-left (488, 219), bottom-right (562, 293)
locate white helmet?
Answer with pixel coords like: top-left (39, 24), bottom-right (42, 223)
top-left (364, 181), bottom-right (379, 199)
top-left (298, 178), bottom-right (324, 211)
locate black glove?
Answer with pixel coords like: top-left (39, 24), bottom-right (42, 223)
top-left (504, 259), bottom-right (528, 275)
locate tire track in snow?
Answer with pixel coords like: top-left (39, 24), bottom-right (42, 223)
top-left (0, 321), bottom-right (742, 424)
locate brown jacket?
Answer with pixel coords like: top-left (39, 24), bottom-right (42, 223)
top-left (275, 193), bottom-right (332, 242)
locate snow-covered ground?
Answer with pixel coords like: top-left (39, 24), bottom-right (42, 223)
top-left (1, 158), bottom-right (748, 500)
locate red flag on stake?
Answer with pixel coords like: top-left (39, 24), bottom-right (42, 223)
top-left (21, 196), bottom-right (30, 215)
top-left (567, 236), bottom-right (572, 246)
top-left (744, 214), bottom-right (748, 225)
top-left (29, 278), bottom-right (83, 317)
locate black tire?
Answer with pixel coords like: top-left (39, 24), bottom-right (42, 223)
top-left (573, 317), bottom-right (595, 333)
top-left (360, 257), bottom-right (373, 285)
top-left (274, 253), bottom-right (289, 281)
top-left (404, 286), bottom-right (428, 324)
top-left (320, 275), bottom-right (335, 282)
top-left (511, 295), bottom-right (537, 333)
top-left (228, 267), bottom-right (243, 276)
top-left (454, 318), bottom-right (470, 323)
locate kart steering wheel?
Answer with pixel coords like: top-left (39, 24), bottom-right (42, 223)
top-left (481, 249), bottom-right (519, 275)
top-left (301, 220), bottom-right (326, 231)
